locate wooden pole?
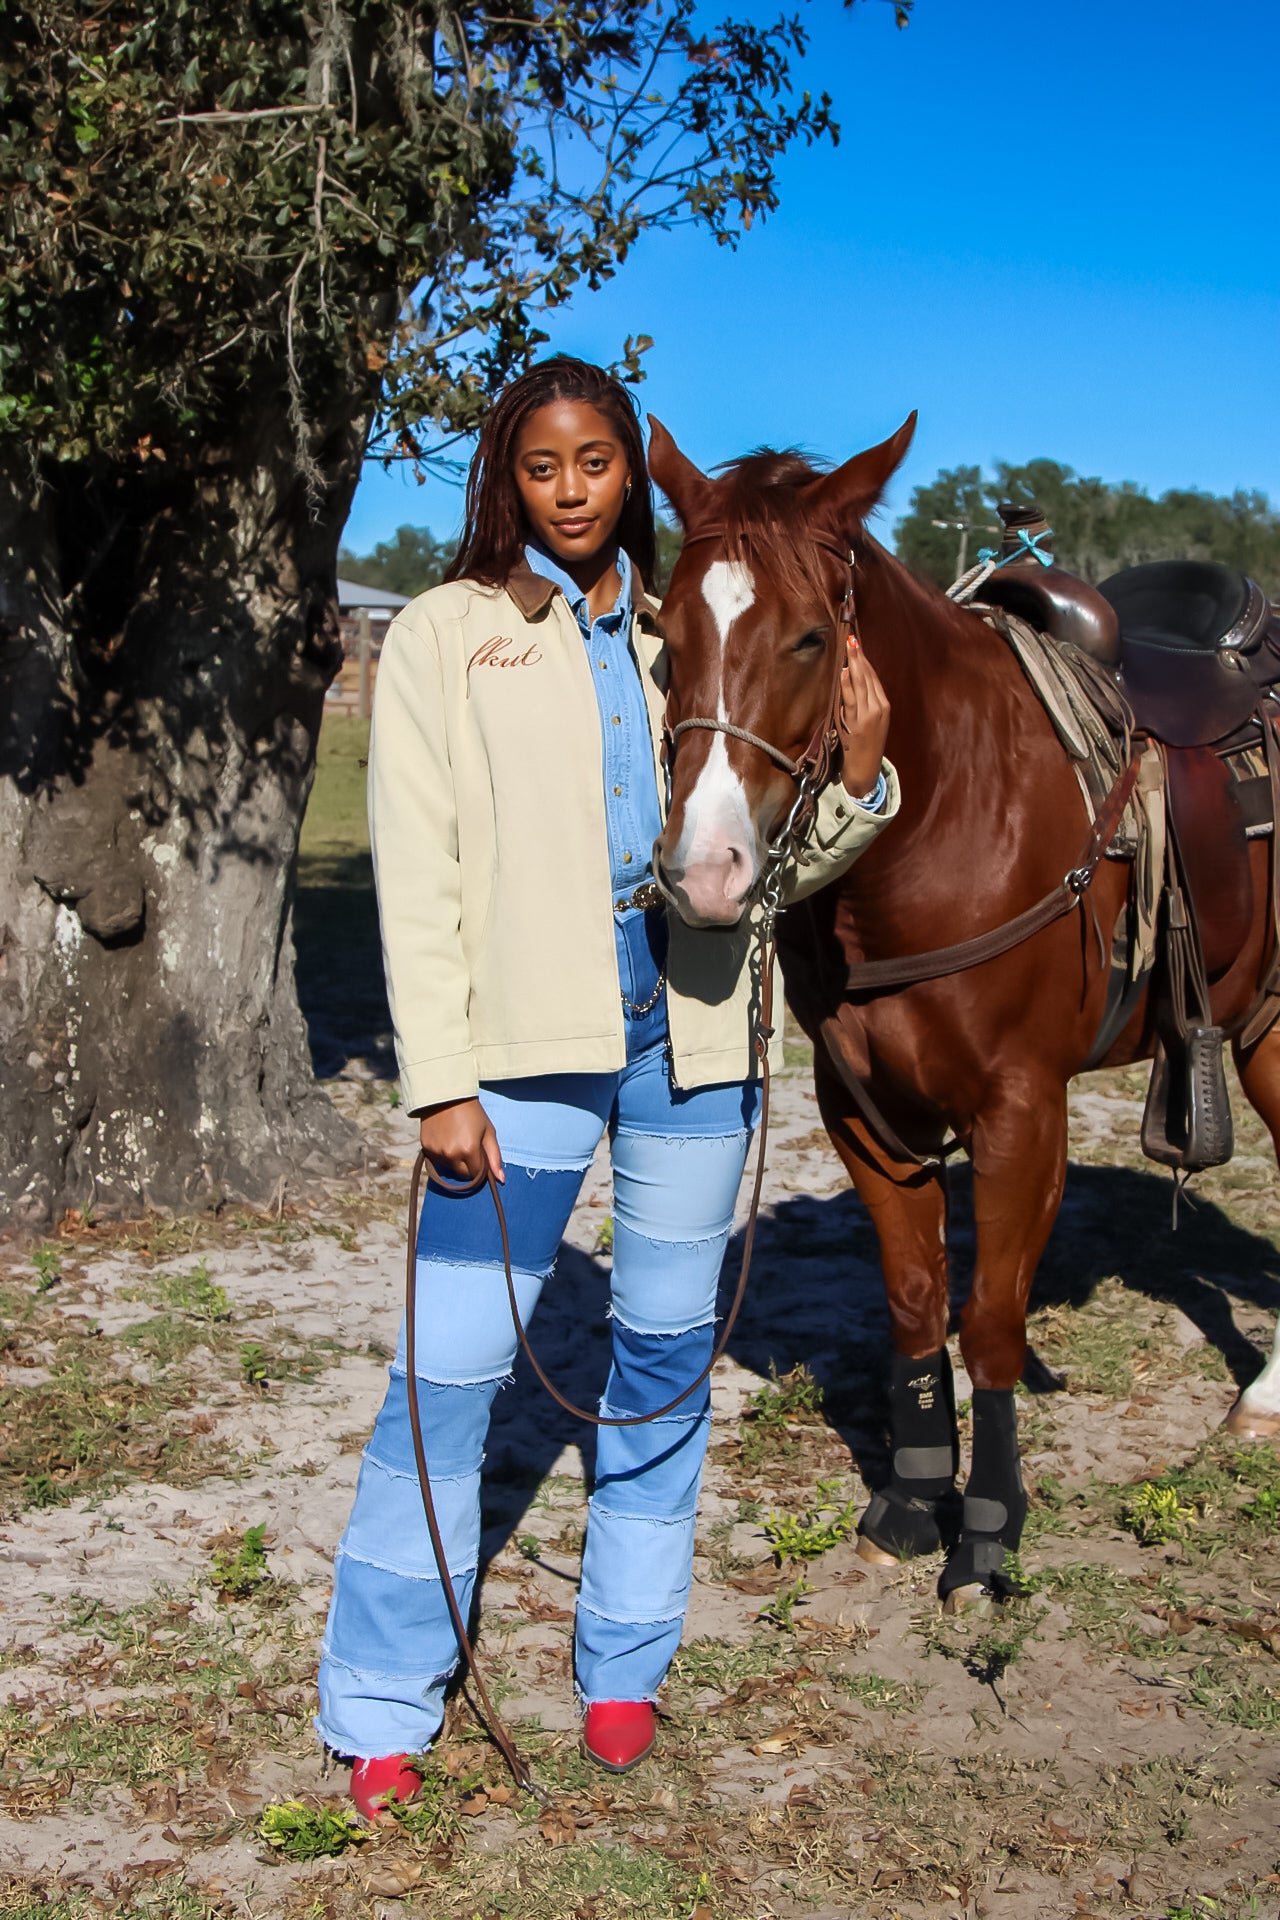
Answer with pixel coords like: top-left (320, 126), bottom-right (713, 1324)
top-left (357, 607), bottom-right (373, 721)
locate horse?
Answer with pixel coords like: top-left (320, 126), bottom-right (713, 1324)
top-left (647, 413), bottom-right (1280, 1605)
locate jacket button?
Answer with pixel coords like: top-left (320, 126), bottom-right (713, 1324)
top-left (613, 784), bottom-right (623, 796)
top-left (598, 659), bottom-right (607, 669)
top-left (611, 714), bottom-right (621, 726)
top-left (623, 851), bottom-right (633, 864)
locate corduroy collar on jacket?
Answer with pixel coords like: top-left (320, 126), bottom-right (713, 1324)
top-left (504, 556), bottom-right (662, 628)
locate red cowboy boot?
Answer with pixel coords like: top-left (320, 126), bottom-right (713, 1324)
top-left (350, 1754), bottom-right (424, 1818)
top-left (583, 1701), bottom-right (655, 1773)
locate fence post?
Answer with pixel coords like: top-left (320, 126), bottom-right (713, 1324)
top-left (357, 607), bottom-right (373, 721)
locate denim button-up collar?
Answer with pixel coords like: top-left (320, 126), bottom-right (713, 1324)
top-left (524, 543), bottom-right (663, 906)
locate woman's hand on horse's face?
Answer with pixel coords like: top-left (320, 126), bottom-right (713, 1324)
top-left (418, 1099), bottom-right (505, 1187)
top-left (837, 634), bottom-right (891, 799)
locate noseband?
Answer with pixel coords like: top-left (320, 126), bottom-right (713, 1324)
top-left (663, 528), bottom-right (859, 807)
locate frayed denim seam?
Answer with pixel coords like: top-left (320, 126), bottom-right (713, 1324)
top-left (576, 1598), bottom-right (685, 1626)
top-left (335, 1543), bottom-right (477, 1582)
top-left (361, 1451), bottom-right (483, 1485)
top-left (606, 1307), bottom-right (716, 1337)
top-left (388, 1364), bottom-right (514, 1391)
top-left (611, 1126), bottom-right (752, 1146)
top-left (587, 1503), bottom-right (699, 1525)
top-left (611, 1230), bottom-right (728, 1254)
top-left (595, 1408), bottom-right (708, 1430)
top-left (574, 1683), bottom-right (660, 1712)
top-left (498, 1155), bottom-right (596, 1174)
top-left (319, 1642), bottom-right (455, 1685)
top-left (415, 1252), bottom-right (556, 1283)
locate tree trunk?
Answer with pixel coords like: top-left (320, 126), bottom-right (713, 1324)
top-left (0, 443), bottom-right (367, 1226)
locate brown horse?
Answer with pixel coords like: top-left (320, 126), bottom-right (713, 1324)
top-left (648, 414), bottom-right (1280, 1603)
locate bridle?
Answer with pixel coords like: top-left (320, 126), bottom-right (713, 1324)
top-left (662, 526), bottom-right (859, 869)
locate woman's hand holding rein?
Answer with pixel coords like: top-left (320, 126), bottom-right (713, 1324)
top-left (418, 1098), bottom-right (506, 1186)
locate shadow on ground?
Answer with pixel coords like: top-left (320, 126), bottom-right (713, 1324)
top-left (475, 1155), bottom-right (1279, 1593)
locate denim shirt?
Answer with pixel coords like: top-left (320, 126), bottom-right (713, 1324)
top-left (523, 544), bottom-right (663, 903)
top-left (524, 543), bottom-right (668, 1033)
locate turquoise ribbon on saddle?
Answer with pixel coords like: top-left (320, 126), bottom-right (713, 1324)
top-left (977, 526), bottom-right (1055, 569)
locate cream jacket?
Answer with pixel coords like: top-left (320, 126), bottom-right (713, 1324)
top-left (368, 563), bottom-right (900, 1112)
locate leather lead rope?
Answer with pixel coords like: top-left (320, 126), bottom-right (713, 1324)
top-left (402, 935), bottom-right (781, 1791)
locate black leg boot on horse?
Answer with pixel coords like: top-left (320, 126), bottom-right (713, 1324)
top-left (938, 1388), bottom-right (1028, 1605)
top-left (857, 1348), bottom-right (959, 1561)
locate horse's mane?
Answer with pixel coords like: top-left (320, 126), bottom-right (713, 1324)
top-left (710, 446), bottom-right (844, 607)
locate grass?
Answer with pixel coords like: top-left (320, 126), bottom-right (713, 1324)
top-left (0, 1879), bottom-right (226, 1919)
top-left (671, 1631), bottom-right (796, 1694)
top-left (0, 1589), bottom-right (316, 1811)
top-left (825, 1669), bottom-right (927, 1712)
top-left (0, 1282), bottom-right (226, 1515)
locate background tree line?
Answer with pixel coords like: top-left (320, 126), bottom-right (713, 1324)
top-left (342, 459), bottom-right (1280, 603)
top-left (895, 459), bottom-right (1280, 594)
top-left (339, 516), bottom-right (686, 595)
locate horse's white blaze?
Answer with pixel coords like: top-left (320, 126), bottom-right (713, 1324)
top-left (702, 558), bottom-right (755, 716)
top-left (671, 730), bottom-right (756, 882)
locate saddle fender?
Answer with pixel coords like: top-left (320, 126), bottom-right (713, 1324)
top-left (1165, 744), bottom-right (1253, 980)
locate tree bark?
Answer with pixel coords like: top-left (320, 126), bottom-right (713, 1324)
top-left (0, 439), bottom-right (367, 1225)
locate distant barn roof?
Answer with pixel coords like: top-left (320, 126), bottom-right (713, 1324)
top-left (336, 577), bottom-right (411, 612)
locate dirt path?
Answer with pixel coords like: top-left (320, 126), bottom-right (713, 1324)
top-left (2, 1051), bottom-right (1278, 1920)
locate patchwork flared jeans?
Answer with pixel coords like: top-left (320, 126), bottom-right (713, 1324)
top-left (316, 959), bottom-right (758, 1760)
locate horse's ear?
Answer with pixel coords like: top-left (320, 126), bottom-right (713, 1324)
top-left (647, 415), bottom-right (713, 528)
top-left (809, 412), bottom-right (918, 530)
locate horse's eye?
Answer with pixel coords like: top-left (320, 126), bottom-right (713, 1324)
top-left (793, 630), bottom-right (825, 654)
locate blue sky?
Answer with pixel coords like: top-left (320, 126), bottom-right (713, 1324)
top-left (342, 0), bottom-right (1280, 554)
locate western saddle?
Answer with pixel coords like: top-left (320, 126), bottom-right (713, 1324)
top-left (979, 509), bottom-right (1280, 1174)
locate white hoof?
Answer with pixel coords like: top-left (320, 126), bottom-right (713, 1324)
top-left (855, 1535), bottom-right (900, 1568)
top-left (943, 1583), bottom-right (992, 1617)
top-left (1223, 1398), bottom-right (1280, 1443)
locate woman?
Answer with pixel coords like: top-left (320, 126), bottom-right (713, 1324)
top-left (316, 356), bottom-right (898, 1812)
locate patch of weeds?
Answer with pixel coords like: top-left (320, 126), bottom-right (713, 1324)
top-left (758, 1574), bottom-right (813, 1629)
top-left (1111, 1437), bottom-right (1280, 1550)
top-left (1183, 1661), bottom-right (1280, 1731)
top-left (129, 1260), bottom-right (232, 1322)
top-left (1125, 1480), bottom-right (1196, 1546)
top-left (517, 1532), bottom-right (542, 1560)
top-left (30, 1247), bottom-right (61, 1292)
top-left (260, 1797), bottom-right (366, 1860)
top-left (0, 1876), bottom-right (227, 1919)
top-left (0, 1298), bottom-right (224, 1514)
top-left (672, 1631), bottom-right (792, 1693)
top-left (209, 1522), bottom-right (272, 1599)
top-left (826, 1669), bottom-right (925, 1712)
top-left (595, 1215), bottom-right (614, 1256)
top-left (1167, 1901), bottom-right (1261, 1920)
top-left (764, 1479), bottom-right (856, 1563)
top-left (239, 1340), bottom-right (269, 1386)
top-left (739, 1362), bottom-right (824, 1470)
top-left (962, 1605), bottom-right (1046, 1696)
top-left (1021, 1469), bottom-right (1087, 1544)
top-left (315, 1220), bottom-right (357, 1252)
